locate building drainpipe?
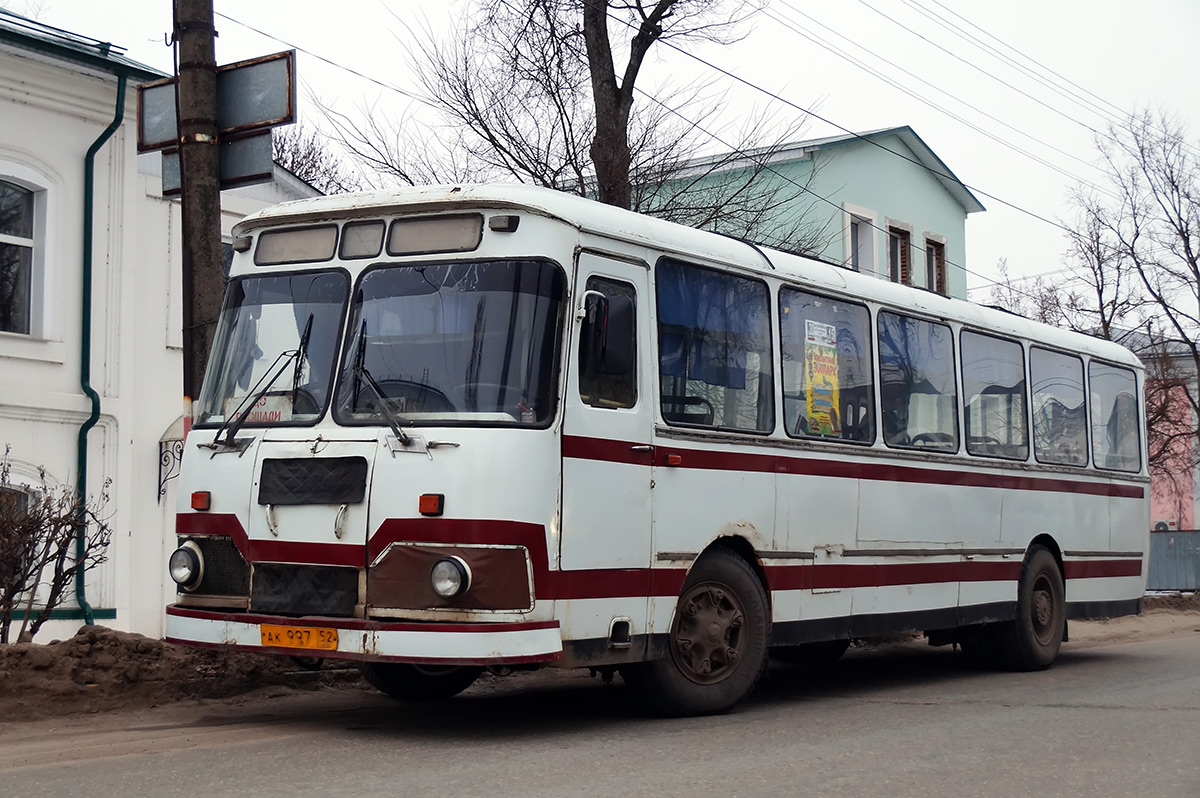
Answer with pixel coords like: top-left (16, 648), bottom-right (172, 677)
top-left (75, 73), bottom-right (128, 625)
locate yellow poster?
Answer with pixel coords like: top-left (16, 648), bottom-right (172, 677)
top-left (804, 320), bottom-right (840, 436)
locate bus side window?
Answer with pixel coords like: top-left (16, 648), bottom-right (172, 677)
top-left (961, 330), bottom-right (1029, 460)
top-left (1089, 361), bottom-right (1141, 472)
top-left (877, 311), bottom-right (958, 452)
top-left (579, 276), bottom-right (637, 409)
top-left (778, 287), bottom-right (875, 443)
top-left (1030, 347), bottom-right (1088, 466)
top-left (656, 259), bottom-right (773, 432)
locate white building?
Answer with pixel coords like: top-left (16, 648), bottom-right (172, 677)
top-left (0, 11), bottom-right (319, 641)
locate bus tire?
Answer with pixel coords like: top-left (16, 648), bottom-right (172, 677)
top-left (998, 545), bottom-right (1065, 671)
top-left (627, 547), bottom-right (769, 716)
top-left (360, 663), bottom-right (483, 701)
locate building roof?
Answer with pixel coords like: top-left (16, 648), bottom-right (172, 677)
top-left (679, 125), bottom-right (986, 216)
top-left (0, 9), bottom-right (163, 81)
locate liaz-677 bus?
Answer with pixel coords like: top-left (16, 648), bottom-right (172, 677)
top-left (166, 184), bottom-right (1148, 716)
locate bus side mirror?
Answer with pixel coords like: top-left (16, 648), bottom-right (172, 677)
top-left (580, 293), bottom-right (634, 378)
top-left (600, 296), bottom-right (634, 375)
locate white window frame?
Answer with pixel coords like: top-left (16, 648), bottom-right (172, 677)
top-left (0, 159), bottom-right (54, 353)
top-left (923, 232), bottom-right (948, 295)
top-left (842, 203), bottom-right (877, 276)
top-left (885, 218), bottom-right (913, 286)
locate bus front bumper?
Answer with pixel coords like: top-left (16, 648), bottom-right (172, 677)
top-left (165, 605), bottom-right (563, 665)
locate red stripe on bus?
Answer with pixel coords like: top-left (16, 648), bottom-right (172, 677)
top-left (1063, 559), bottom-right (1143, 579)
top-left (177, 515), bottom-right (1143, 602)
top-left (563, 434), bottom-right (1145, 499)
top-left (561, 435), bottom-right (655, 466)
top-left (176, 513), bottom-right (365, 567)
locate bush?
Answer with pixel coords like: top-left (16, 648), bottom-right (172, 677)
top-left (0, 446), bottom-right (112, 643)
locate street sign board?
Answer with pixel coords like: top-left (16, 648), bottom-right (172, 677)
top-left (160, 130), bottom-right (275, 196)
top-left (137, 50), bottom-right (297, 152)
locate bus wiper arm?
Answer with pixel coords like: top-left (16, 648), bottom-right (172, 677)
top-left (351, 323), bottom-right (412, 448)
top-left (203, 349), bottom-right (296, 450)
top-left (290, 313), bottom-right (314, 407)
top-left (208, 313), bottom-right (313, 451)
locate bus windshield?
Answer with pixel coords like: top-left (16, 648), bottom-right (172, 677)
top-left (195, 271), bottom-right (349, 427)
top-left (334, 259), bottom-right (564, 427)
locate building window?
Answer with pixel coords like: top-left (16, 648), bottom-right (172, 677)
top-left (849, 217), bottom-right (874, 273)
top-left (0, 180), bottom-right (34, 335)
top-left (888, 226), bottom-right (911, 285)
top-left (0, 484), bottom-right (32, 587)
top-left (926, 240), bottom-right (947, 295)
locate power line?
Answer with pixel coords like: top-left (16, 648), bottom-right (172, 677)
top-left (213, 11), bottom-right (427, 106)
top-left (901, 0), bottom-right (1200, 160)
top-left (213, 6), bottom-right (1060, 306)
top-left (612, 15), bottom-right (1077, 240)
top-left (767, 1), bottom-right (1116, 197)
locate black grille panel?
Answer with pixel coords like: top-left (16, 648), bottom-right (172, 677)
top-left (192, 536), bottom-right (250, 597)
top-left (251, 563), bottom-right (359, 617)
top-left (258, 457), bottom-right (368, 505)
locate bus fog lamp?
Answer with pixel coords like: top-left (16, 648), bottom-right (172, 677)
top-left (431, 556), bottom-right (471, 598)
top-left (169, 542), bottom-right (204, 591)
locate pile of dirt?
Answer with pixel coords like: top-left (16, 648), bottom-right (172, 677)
top-left (1142, 592), bottom-right (1200, 612)
top-left (0, 625), bottom-right (361, 717)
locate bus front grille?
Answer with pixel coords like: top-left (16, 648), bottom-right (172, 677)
top-left (191, 536), bottom-right (250, 598)
top-left (250, 563), bottom-right (359, 617)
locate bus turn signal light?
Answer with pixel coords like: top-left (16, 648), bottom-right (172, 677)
top-left (419, 493), bottom-right (445, 516)
top-left (190, 491), bottom-right (211, 511)
top-left (665, 454), bottom-right (683, 467)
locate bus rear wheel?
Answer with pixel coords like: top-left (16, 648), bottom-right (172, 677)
top-left (360, 663), bottom-right (483, 701)
top-left (625, 547), bottom-right (769, 716)
top-left (998, 545), bottom-right (1065, 671)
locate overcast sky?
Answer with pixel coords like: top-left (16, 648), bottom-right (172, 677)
top-left (10, 0), bottom-right (1200, 300)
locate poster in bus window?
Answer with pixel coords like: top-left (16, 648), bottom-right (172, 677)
top-left (804, 319), bottom-right (840, 436)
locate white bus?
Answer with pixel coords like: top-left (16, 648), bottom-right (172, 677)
top-left (165, 184), bottom-right (1148, 716)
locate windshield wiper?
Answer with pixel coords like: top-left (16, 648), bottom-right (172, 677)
top-left (206, 313), bottom-right (315, 450)
top-left (290, 313), bottom-right (314, 408)
top-left (351, 321), bottom-right (412, 447)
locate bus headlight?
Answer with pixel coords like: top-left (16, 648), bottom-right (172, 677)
top-left (431, 556), bottom-right (471, 598)
top-left (169, 541), bottom-right (204, 592)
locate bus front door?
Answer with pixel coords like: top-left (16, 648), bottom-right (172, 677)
top-left (560, 252), bottom-right (654, 650)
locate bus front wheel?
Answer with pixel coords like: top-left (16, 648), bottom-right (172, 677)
top-left (624, 547), bottom-right (769, 716)
top-left (998, 545), bottom-right (1065, 671)
top-left (360, 663), bottom-right (483, 701)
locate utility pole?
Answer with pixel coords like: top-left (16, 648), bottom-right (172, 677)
top-left (174, 0), bottom-right (222, 421)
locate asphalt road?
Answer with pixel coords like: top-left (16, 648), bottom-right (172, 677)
top-left (4, 630), bottom-right (1199, 798)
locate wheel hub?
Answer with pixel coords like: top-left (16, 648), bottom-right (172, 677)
top-left (671, 583), bottom-right (746, 685)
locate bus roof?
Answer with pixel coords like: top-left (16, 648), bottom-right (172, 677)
top-left (231, 184), bottom-right (1141, 370)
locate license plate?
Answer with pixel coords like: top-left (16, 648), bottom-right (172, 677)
top-left (260, 624), bottom-right (338, 651)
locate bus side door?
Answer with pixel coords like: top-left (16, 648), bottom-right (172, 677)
top-left (560, 251), bottom-right (654, 582)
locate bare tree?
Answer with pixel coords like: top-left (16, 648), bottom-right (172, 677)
top-left (0, 447), bottom-right (112, 643)
top-left (323, 0), bottom-right (830, 253)
top-left (272, 126), bottom-right (363, 195)
top-left (992, 109), bottom-right (1200, 485)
